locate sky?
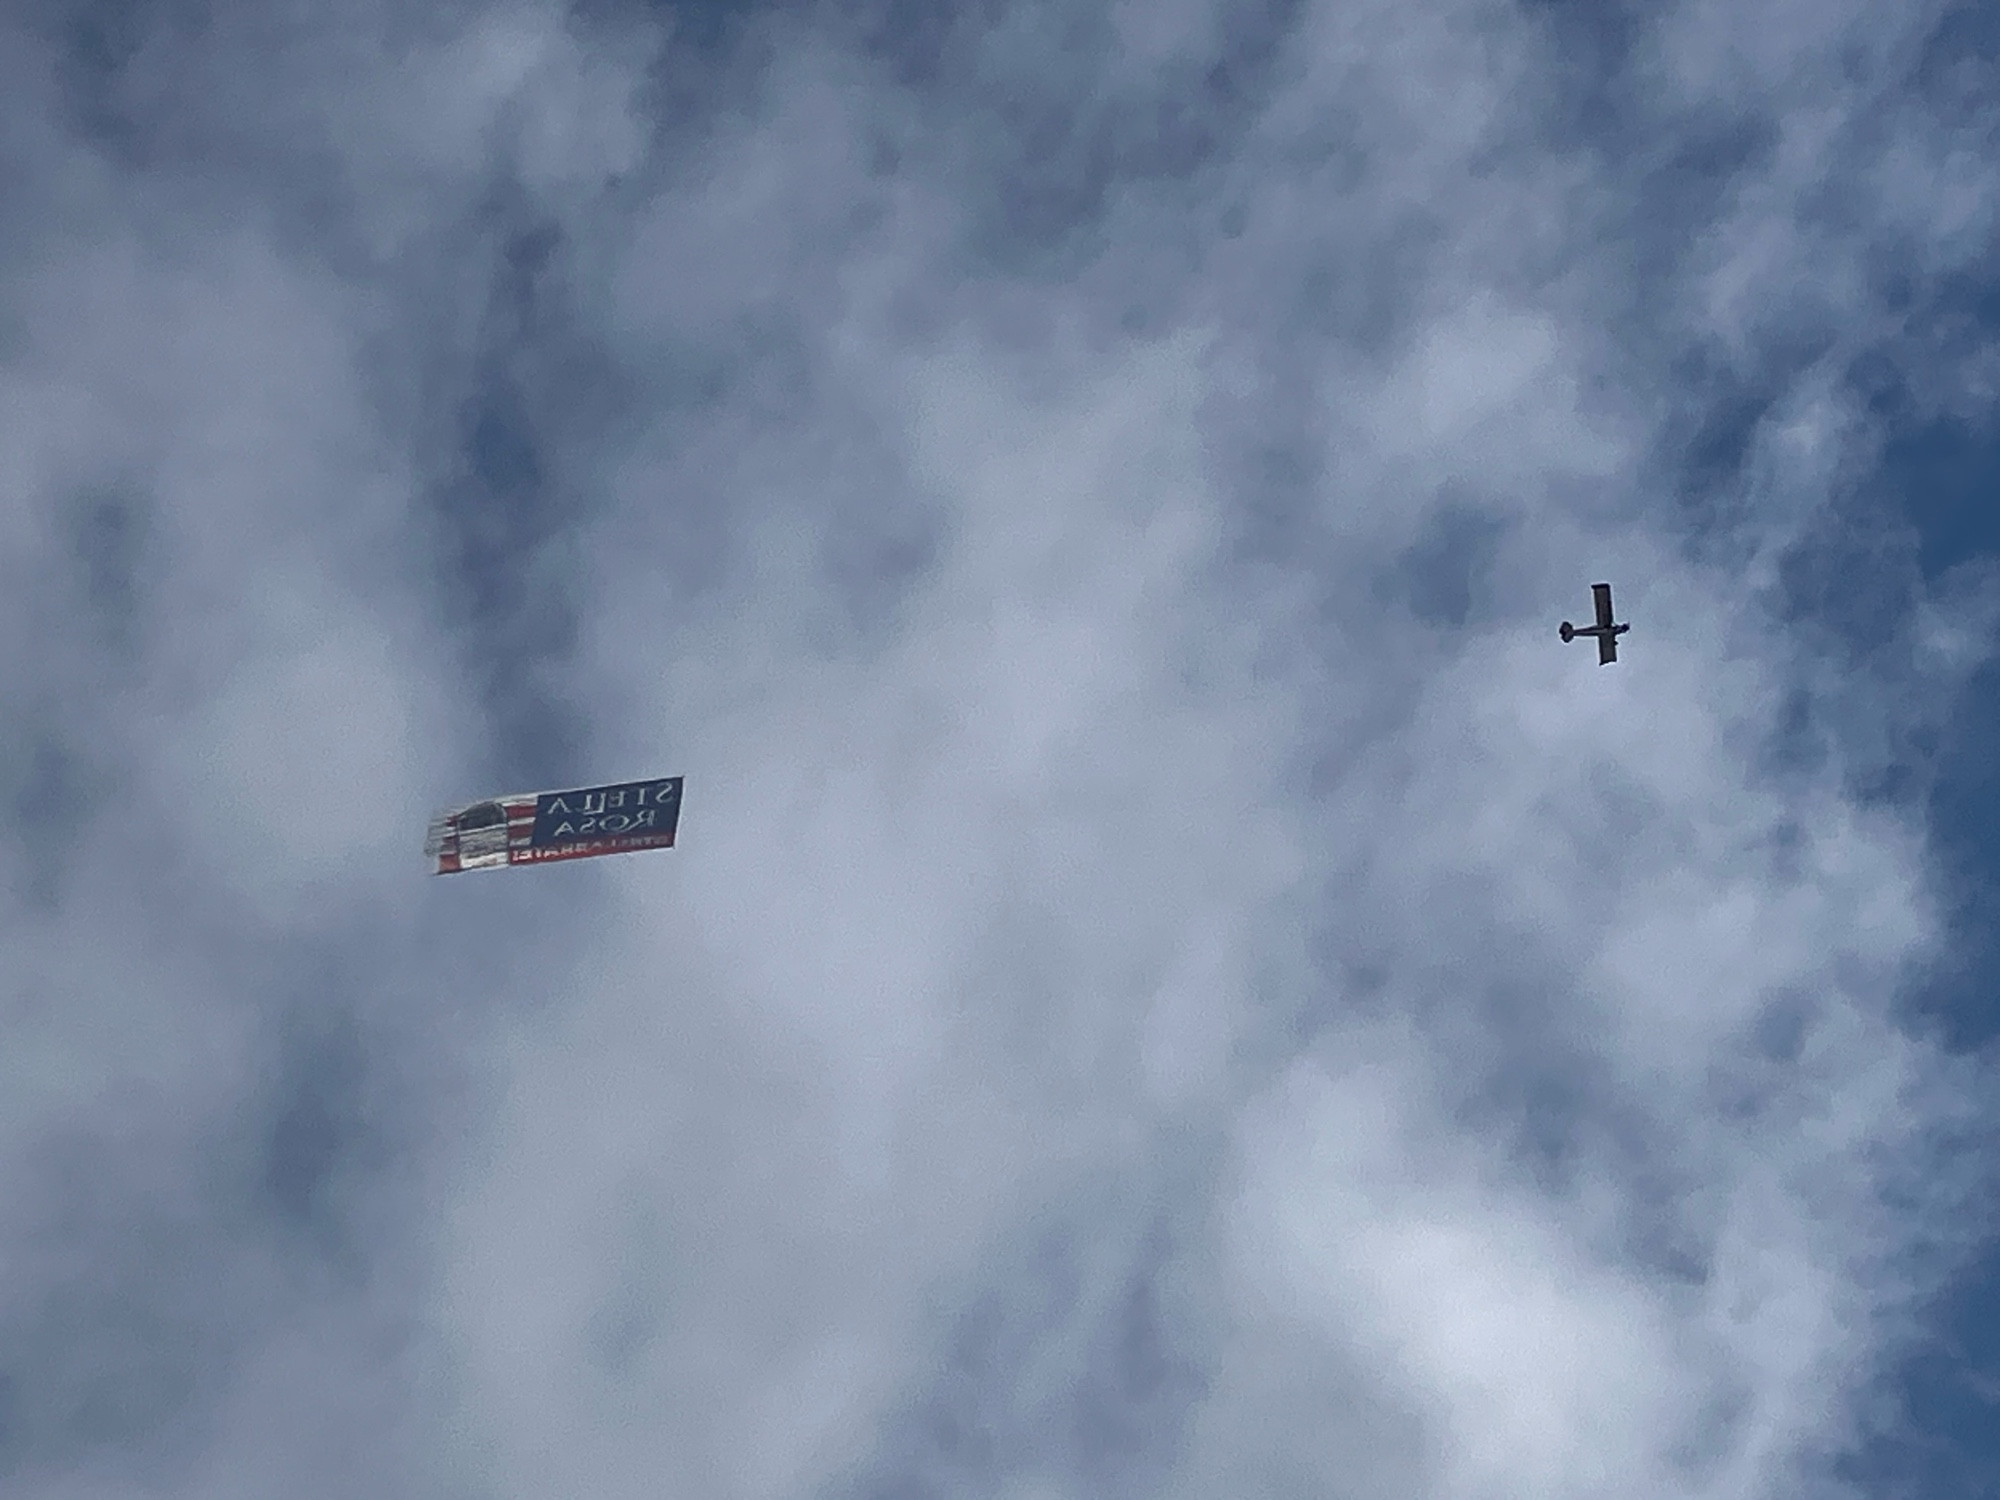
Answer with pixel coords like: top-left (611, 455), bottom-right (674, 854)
top-left (1, 1), bottom-right (1997, 1498)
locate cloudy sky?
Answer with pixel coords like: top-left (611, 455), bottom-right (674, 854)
top-left (2, 0), bottom-right (1997, 1496)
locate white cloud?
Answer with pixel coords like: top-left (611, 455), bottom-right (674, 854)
top-left (0, 1), bottom-right (1995, 1498)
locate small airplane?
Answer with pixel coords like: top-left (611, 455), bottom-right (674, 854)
top-left (1560, 583), bottom-right (1629, 664)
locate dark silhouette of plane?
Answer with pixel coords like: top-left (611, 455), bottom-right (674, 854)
top-left (1560, 583), bottom-right (1629, 664)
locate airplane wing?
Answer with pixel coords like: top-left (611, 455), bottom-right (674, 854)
top-left (1598, 633), bottom-right (1618, 665)
top-left (1592, 583), bottom-right (1615, 629)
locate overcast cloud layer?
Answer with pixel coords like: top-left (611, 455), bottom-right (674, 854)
top-left (2, 1), bottom-right (1998, 1497)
